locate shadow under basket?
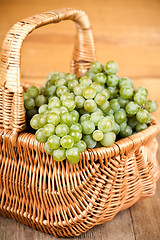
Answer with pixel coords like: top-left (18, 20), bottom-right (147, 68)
top-left (0, 8), bottom-right (160, 238)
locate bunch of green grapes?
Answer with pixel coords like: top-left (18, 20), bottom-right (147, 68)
top-left (24, 60), bottom-right (158, 164)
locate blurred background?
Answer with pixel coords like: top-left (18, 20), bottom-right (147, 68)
top-left (0, 0), bottom-right (160, 119)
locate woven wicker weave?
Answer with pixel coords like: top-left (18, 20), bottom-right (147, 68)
top-left (0, 8), bottom-right (160, 238)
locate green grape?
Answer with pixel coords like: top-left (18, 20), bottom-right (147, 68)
top-left (99, 100), bottom-right (110, 113)
top-left (43, 124), bottom-right (55, 137)
top-left (70, 110), bottom-right (79, 123)
top-left (79, 76), bottom-right (92, 87)
top-left (90, 82), bottom-right (103, 93)
top-left (73, 84), bottom-right (85, 96)
top-left (107, 87), bottom-right (118, 99)
top-left (90, 61), bottom-right (103, 74)
top-left (120, 125), bottom-right (132, 138)
top-left (92, 130), bottom-right (103, 141)
top-left (125, 101), bottom-right (139, 115)
top-left (53, 147), bottom-right (66, 161)
top-left (117, 96), bottom-right (129, 108)
top-left (112, 123), bottom-right (120, 135)
top-left (60, 92), bottom-right (74, 101)
top-left (48, 96), bottom-right (61, 109)
top-left (56, 86), bottom-right (69, 97)
top-left (35, 95), bottom-right (47, 107)
top-left (84, 99), bottom-right (97, 112)
top-left (24, 98), bottom-right (35, 110)
top-left (27, 86), bottom-right (39, 98)
top-left (135, 87), bottom-right (148, 96)
top-left (23, 92), bottom-right (30, 101)
top-left (94, 93), bottom-right (106, 106)
top-left (62, 98), bottom-right (76, 111)
top-left (30, 114), bottom-right (40, 130)
top-left (134, 93), bottom-right (146, 105)
top-left (85, 70), bottom-right (95, 80)
top-left (47, 135), bottom-right (60, 149)
top-left (55, 78), bottom-right (67, 87)
top-left (119, 77), bottom-right (133, 88)
top-left (61, 135), bottom-right (74, 149)
top-left (114, 110), bottom-right (127, 124)
top-left (44, 142), bottom-right (53, 155)
top-left (50, 108), bottom-right (61, 115)
top-left (79, 108), bottom-right (89, 115)
top-left (83, 87), bottom-right (96, 99)
top-left (110, 99), bottom-right (121, 112)
top-left (100, 132), bottom-right (116, 147)
top-left (136, 123), bottom-right (147, 132)
top-left (27, 108), bottom-right (38, 119)
top-left (119, 121), bottom-right (127, 132)
top-left (104, 61), bottom-right (118, 75)
top-left (120, 87), bottom-right (133, 100)
top-left (106, 75), bottom-right (120, 87)
top-left (66, 147), bottom-right (80, 164)
top-left (38, 104), bottom-right (48, 114)
top-left (94, 108), bottom-right (103, 115)
top-left (81, 120), bottom-right (95, 134)
top-left (106, 108), bottom-right (114, 116)
top-left (145, 100), bottom-right (158, 113)
top-left (39, 113), bottom-right (48, 127)
top-left (47, 112), bottom-right (60, 126)
top-left (94, 73), bottom-right (106, 85)
top-left (45, 85), bottom-right (56, 97)
top-left (144, 113), bottom-right (152, 124)
top-left (55, 124), bottom-right (69, 137)
top-left (83, 135), bottom-right (97, 149)
top-left (90, 112), bottom-right (103, 126)
top-left (101, 89), bottom-right (110, 100)
top-left (70, 123), bottom-right (82, 131)
top-left (60, 106), bottom-right (68, 114)
top-left (74, 140), bottom-right (87, 153)
top-left (35, 128), bottom-right (48, 143)
top-left (75, 96), bottom-right (85, 108)
top-left (60, 112), bottom-right (73, 126)
top-left (98, 116), bottom-right (115, 133)
top-left (80, 114), bottom-right (90, 122)
top-left (65, 73), bottom-right (78, 82)
top-left (136, 109), bottom-right (151, 123)
top-left (68, 79), bottom-right (78, 91)
top-left (127, 116), bottom-right (139, 129)
top-left (69, 130), bottom-right (82, 142)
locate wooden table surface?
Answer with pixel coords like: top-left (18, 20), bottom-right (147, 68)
top-left (0, 0), bottom-right (160, 239)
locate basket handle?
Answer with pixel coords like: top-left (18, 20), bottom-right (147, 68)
top-left (0, 8), bottom-right (96, 142)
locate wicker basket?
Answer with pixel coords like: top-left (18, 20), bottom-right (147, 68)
top-left (0, 8), bottom-right (160, 238)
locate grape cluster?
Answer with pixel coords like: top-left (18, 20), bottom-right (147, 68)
top-left (24, 61), bottom-right (158, 164)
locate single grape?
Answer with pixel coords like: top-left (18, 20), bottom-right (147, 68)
top-left (83, 87), bottom-right (96, 99)
top-left (61, 135), bottom-right (74, 149)
top-left (74, 140), bottom-right (87, 153)
top-left (70, 110), bottom-right (79, 123)
top-left (45, 85), bottom-right (56, 97)
top-left (85, 70), bottom-right (96, 80)
top-left (119, 121), bottom-right (127, 132)
top-left (27, 86), bottom-right (39, 98)
top-left (24, 98), bottom-right (35, 110)
top-left (62, 98), bottom-right (76, 111)
top-left (119, 77), bottom-right (133, 88)
top-left (110, 99), bottom-right (121, 112)
top-left (112, 123), bottom-right (120, 135)
top-left (53, 147), bottom-right (66, 161)
top-left (134, 93), bottom-right (146, 105)
top-left (145, 100), bottom-right (158, 113)
top-left (83, 135), bottom-right (97, 149)
top-left (23, 92), bottom-right (30, 101)
top-left (35, 95), bottom-right (47, 107)
top-left (44, 142), bottom-right (53, 155)
top-left (94, 93), bottom-right (106, 106)
top-left (65, 73), bottom-right (78, 82)
top-left (35, 128), bottom-right (48, 143)
top-left (73, 84), bottom-right (85, 96)
top-left (106, 108), bottom-right (114, 116)
top-left (55, 124), bottom-right (69, 137)
top-left (90, 82), bottom-right (103, 93)
top-left (50, 108), bottom-right (61, 115)
top-left (117, 96), bottom-right (129, 108)
top-left (99, 100), bottom-right (110, 113)
top-left (75, 96), bottom-right (85, 108)
top-left (98, 116), bottom-right (115, 133)
top-left (136, 109), bottom-right (151, 123)
top-left (104, 61), bottom-right (118, 75)
top-left (136, 123), bottom-right (147, 132)
top-left (38, 104), bottom-right (48, 114)
top-left (55, 78), bottom-right (67, 87)
top-left (60, 106), bottom-right (68, 114)
top-left (106, 75), bottom-right (119, 87)
top-left (90, 112), bottom-right (103, 126)
top-left (101, 89), bottom-right (110, 100)
top-left (107, 87), bottom-right (118, 99)
top-left (56, 86), bottom-right (69, 97)
top-left (94, 73), bottom-right (106, 85)
top-left (48, 96), bottom-right (61, 109)
top-left (43, 124), bottom-right (55, 137)
top-left (125, 101), bottom-right (139, 115)
top-left (39, 113), bottom-right (48, 127)
top-left (80, 114), bottom-right (90, 122)
top-left (100, 132), bottom-right (116, 147)
top-left (30, 114), bottom-right (40, 130)
top-left (94, 108), bottom-right (103, 115)
top-left (120, 87), bottom-right (133, 100)
top-left (66, 147), bottom-right (80, 164)
top-left (47, 112), bottom-right (60, 126)
top-left (69, 130), bottom-right (82, 142)
top-left (81, 120), bottom-right (95, 134)
top-left (120, 125), bottom-right (132, 138)
top-left (60, 112), bottom-right (73, 126)
top-left (90, 61), bottom-right (103, 73)
top-left (127, 116), bottom-right (139, 129)
top-left (68, 79), bottom-right (78, 91)
top-left (70, 123), bottom-right (82, 131)
top-left (84, 99), bottom-right (97, 112)
top-left (60, 92), bottom-right (74, 101)
top-left (79, 76), bottom-right (92, 87)
top-left (27, 108), bottom-right (38, 119)
top-left (47, 135), bottom-right (60, 149)
top-left (135, 87), bottom-right (148, 96)
top-left (92, 130), bottom-right (103, 141)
